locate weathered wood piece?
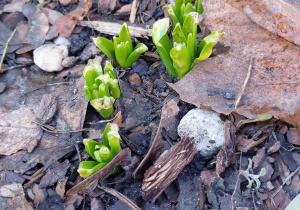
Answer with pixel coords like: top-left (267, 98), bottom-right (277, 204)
top-left (78, 21), bottom-right (152, 37)
top-left (142, 137), bottom-right (197, 202)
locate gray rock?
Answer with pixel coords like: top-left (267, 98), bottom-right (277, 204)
top-left (33, 44), bottom-right (68, 72)
top-left (177, 108), bottom-right (225, 157)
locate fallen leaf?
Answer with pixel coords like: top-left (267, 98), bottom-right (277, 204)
top-left (3, 1), bottom-right (24, 13)
top-left (39, 160), bottom-right (71, 188)
top-left (0, 69), bottom-right (88, 172)
top-left (0, 182), bottom-right (33, 210)
top-left (0, 22), bottom-right (23, 54)
top-left (55, 177), bottom-right (68, 199)
top-left (56, 6), bottom-right (85, 38)
top-left (32, 183), bottom-right (46, 206)
top-left (16, 4), bottom-right (49, 54)
top-left (169, 0), bottom-right (300, 128)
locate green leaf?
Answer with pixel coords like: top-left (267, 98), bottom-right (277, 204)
top-left (95, 74), bottom-right (111, 86)
top-left (182, 3), bottom-right (195, 24)
top-left (77, 161), bottom-right (107, 178)
top-left (92, 90), bottom-right (100, 99)
top-left (83, 138), bottom-right (103, 160)
top-left (196, 30), bottom-right (225, 61)
top-left (83, 64), bottom-right (102, 88)
top-left (118, 23), bottom-right (133, 52)
top-left (195, 0), bottom-right (204, 14)
top-left (94, 145), bottom-right (113, 163)
top-left (170, 43), bottom-right (192, 79)
top-left (84, 86), bottom-right (93, 101)
top-left (104, 61), bottom-right (116, 79)
top-left (115, 42), bottom-right (131, 68)
top-left (124, 43), bottom-right (148, 68)
top-left (236, 114), bottom-right (273, 130)
top-left (107, 130), bottom-right (122, 157)
top-left (172, 23), bottom-right (187, 44)
top-left (174, 0), bottom-right (183, 19)
top-left (152, 18), bottom-right (177, 78)
top-left (90, 96), bottom-right (115, 119)
top-left (93, 37), bottom-right (115, 60)
top-left (167, 5), bottom-right (180, 27)
top-left (179, 4), bottom-right (185, 26)
top-left (186, 33), bottom-right (195, 61)
top-left (108, 79), bottom-right (121, 99)
top-left (184, 0), bottom-right (191, 4)
top-left (98, 83), bottom-right (110, 98)
top-left (102, 123), bottom-right (112, 148)
top-left (182, 12), bottom-right (199, 57)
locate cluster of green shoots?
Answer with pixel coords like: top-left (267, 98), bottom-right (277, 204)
top-left (78, 123), bottom-right (122, 178)
top-left (93, 23), bottom-right (148, 68)
top-left (152, 0), bottom-right (225, 78)
top-left (83, 61), bottom-right (120, 119)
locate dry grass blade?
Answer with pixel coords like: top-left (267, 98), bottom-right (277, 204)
top-left (129, 0), bottom-right (139, 23)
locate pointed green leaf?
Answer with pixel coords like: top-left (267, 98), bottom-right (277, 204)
top-left (95, 74), bottom-right (111, 86)
top-left (98, 83), bottom-right (110, 98)
top-left (183, 3), bottom-right (195, 23)
top-left (83, 138), bottom-right (103, 160)
top-left (94, 145), bottom-right (113, 163)
top-left (179, 4), bottom-right (185, 25)
top-left (174, 0), bottom-right (183, 19)
top-left (182, 12), bottom-right (199, 43)
top-left (124, 43), bottom-right (148, 68)
top-left (184, 0), bottom-right (191, 4)
top-left (102, 123), bottom-right (111, 148)
top-left (236, 114), bottom-right (272, 130)
top-left (107, 130), bottom-right (122, 157)
top-left (186, 33), bottom-right (195, 60)
top-left (167, 5), bottom-right (180, 27)
top-left (195, 0), bottom-right (204, 14)
top-left (104, 61), bottom-right (116, 79)
top-left (172, 23), bottom-right (187, 44)
top-left (152, 18), bottom-right (170, 44)
top-left (84, 86), bottom-right (93, 101)
top-left (93, 37), bottom-right (115, 60)
top-left (115, 42), bottom-right (131, 68)
top-left (83, 64), bottom-right (101, 88)
top-left (78, 161), bottom-right (107, 178)
top-left (196, 30), bottom-right (225, 60)
top-left (108, 79), bottom-right (121, 99)
top-left (170, 43), bottom-right (193, 79)
top-left (119, 23), bottom-right (133, 52)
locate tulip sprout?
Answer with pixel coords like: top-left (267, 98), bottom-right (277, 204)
top-left (78, 123), bottom-right (122, 178)
top-left (83, 61), bottom-right (121, 119)
top-left (167, 0), bottom-right (204, 27)
top-left (93, 23), bottom-right (148, 68)
top-left (153, 14), bottom-right (225, 79)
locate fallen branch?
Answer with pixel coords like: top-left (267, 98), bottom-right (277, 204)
top-left (78, 21), bottom-right (152, 38)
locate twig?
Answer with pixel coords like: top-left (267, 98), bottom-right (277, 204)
top-left (34, 121), bottom-right (89, 134)
top-left (0, 65), bottom-right (26, 73)
top-left (271, 165), bottom-right (300, 199)
top-left (129, 0), bottom-right (139, 23)
top-left (235, 57), bottom-right (254, 109)
top-left (0, 26), bottom-right (18, 73)
top-left (98, 185), bottom-right (141, 210)
top-left (24, 172), bottom-right (45, 188)
top-left (88, 111), bottom-right (121, 125)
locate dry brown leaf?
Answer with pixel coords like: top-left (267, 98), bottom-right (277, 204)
top-left (56, 6), bottom-right (85, 38)
top-left (169, 0), bottom-right (300, 128)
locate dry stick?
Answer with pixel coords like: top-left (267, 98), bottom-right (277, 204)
top-left (24, 173), bottom-right (45, 188)
top-left (231, 153), bottom-right (242, 210)
top-left (129, 0), bottom-right (139, 23)
top-left (98, 185), bottom-right (141, 210)
top-left (0, 26), bottom-right (18, 73)
top-left (235, 57), bottom-right (254, 109)
top-left (271, 165), bottom-right (300, 199)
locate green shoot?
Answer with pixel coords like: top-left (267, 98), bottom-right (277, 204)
top-left (93, 23), bottom-right (148, 68)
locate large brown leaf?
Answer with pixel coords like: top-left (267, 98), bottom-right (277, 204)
top-left (169, 0), bottom-right (300, 127)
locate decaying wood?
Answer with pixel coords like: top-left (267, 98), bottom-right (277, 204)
top-left (98, 185), bottom-right (141, 210)
top-left (142, 137), bottom-right (197, 202)
top-left (78, 21), bottom-right (152, 37)
top-left (133, 99), bottom-right (179, 179)
top-left (66, 148), bottom-right (131, 196)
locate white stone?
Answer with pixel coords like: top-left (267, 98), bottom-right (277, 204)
top-left (54, 36), bottom-right (71, 46)
top-left (33, 44), bottom-right (68, 72)
top-left (177, 108), bottom-right (225, 157)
